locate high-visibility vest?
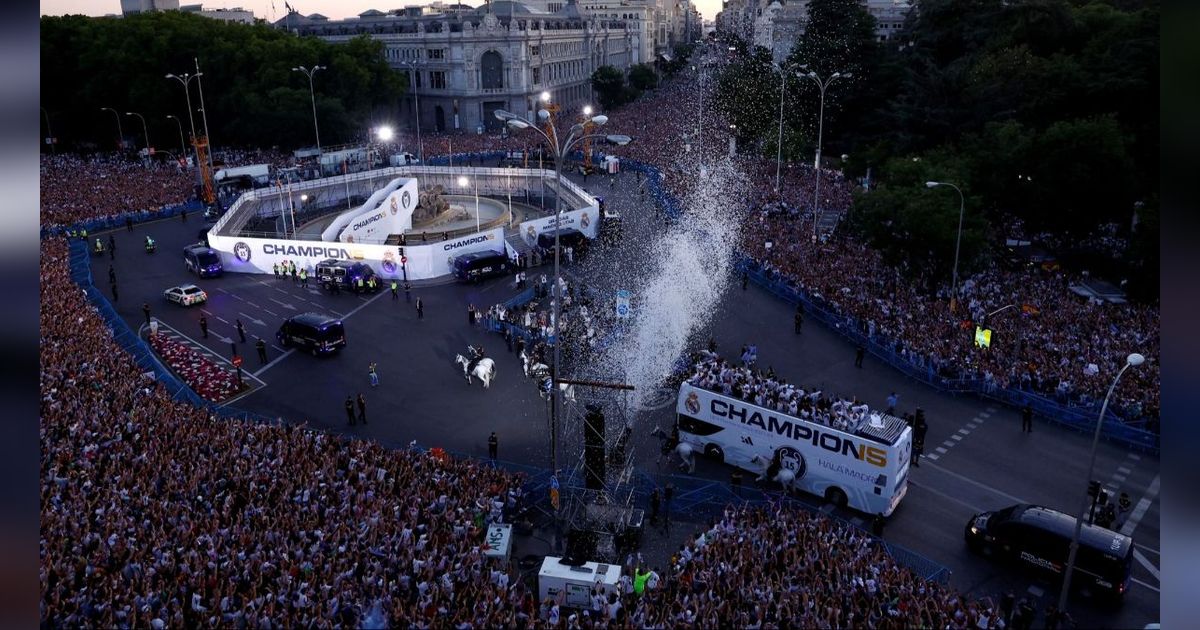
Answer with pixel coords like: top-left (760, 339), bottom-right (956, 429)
top-left (357, 278), bottom-right (364, 288)
top-left (391, 281), bottom-right (398, 290)
top-left (634, 570), bottom-right (649, 594)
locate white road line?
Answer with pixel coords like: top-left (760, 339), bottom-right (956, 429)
top-left (925, 454), bottom-right (940, 461)
top-left (951, 434), bottom-right (963, 441)
top-left (330, 309), bottom-right (347, 317)
top-left (908, 480), bottom-right (981, 512)
top-left (1132, 578), bottom-right (1160, 593)
top-left (987, 406), bottom-right (998, 412)
top-left (1133, 549), bottom-right (1160, 581)
top-left (935, 446), bottom-right (948, 454)
top-left (922, 461), bottom-right (1028, 505)
top-left (216, 287), bottom-right (229, 293)
top-left (245, 301), bottom-right (260, 308)
top-left (1117, 466), bottom-right (1132, 475)
top-left (1135, 543), bottom-right (1160, 555)
top-left (957, 428), bottom-right (971, 435)
top-left (978, 412), bottom-right (991, 418)
top-left (215, 316), bottom-right (229, 324)
top-left (967, 423), bottom-right (979, 430)
top-left (270, 344), bottom-right (286, 353)
top-left (1111, 474), bottom-right (1126, 483)
top-left (262, 308), bottom-right (279, 317)
top-left (252, 349), bottom-right (296, 377)
top-left (1128, 453), bottom-right (1141, 461)
top-left (1119, 474), bottom-right (1160, 537)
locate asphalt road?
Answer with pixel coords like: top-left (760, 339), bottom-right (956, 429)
top-left (92, 168), bottom-right (1160, 628)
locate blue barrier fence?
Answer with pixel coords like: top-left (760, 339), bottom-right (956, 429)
top-left (44, 198), bottom-right (205, 239)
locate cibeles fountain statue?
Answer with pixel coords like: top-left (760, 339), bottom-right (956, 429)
top-left (413, 185), bottom-right (473, 229)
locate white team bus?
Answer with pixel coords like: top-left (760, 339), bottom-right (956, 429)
top-left (676, 382), bottom-right (913, 516)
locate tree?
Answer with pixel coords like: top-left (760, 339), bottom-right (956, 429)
top-left (40, 12), bottom-right (405, 151)
top-left (591, 66), bottom-right (628, 111)
top-left (628, 64), bottom-right (658, 91)
top-left (713, 47), bottom-right (779, 146)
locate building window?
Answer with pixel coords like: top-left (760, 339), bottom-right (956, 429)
top-left (430, 71), bottom-right (447, 89)
top-left (428, 48), bottom-right (445, 59)
top-left (481, 51), bottom-right (504, 89)
top-left (530, 44), bottom-right (540, 57)
top-left (532, 67), bottom-right (541, 85)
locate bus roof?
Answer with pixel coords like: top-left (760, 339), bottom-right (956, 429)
top-left (854, 414), bottom-right (909, 444)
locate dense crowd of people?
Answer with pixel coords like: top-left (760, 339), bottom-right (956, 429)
top-left (742, 211), bottom-right (1160, 425)
top-left (687, 352), bottom-right (877, 434)
top-left (40, 154), bottom-right (194, 227)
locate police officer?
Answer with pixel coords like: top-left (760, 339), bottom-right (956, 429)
top-left (648, 488), bottom-right (661, 526)
top-left (356, 393), bottom-right (368, 425)
top-left (142, 302), bottom-right (151, 326)
top-left (345, 395), bottom-right (356, 426)
top-left (504, 328), bottom-right (513, 352)
top-left (235, 319), bottom-right (246, 343)
top-left (290, 262), bottom-right (298, 284)
top-left (299, 268), bottom-right (307, 287)
top-left (855, 345), bottom-right (865, 368)
top-left (255, 338), bottom-right (268, 364)
top-left (415, 296), bottom-right (424, 320)
top-left (199, 315), bottom-right (208, 339)
top-left (488, 431), bottom-right (498, 460)
top-left (273, 262), bottom-right (281, 279)
top-left (356, 276), bottom-right (365, 293)
top-left (108, 265), bottom-right (116, 285)
top-left (872, 513), bottom-right (885, 537)
top-left (794, 310), bottom-right (803, 334)
top-left (403, 281), bottom-right (411, 302)
top-left (1021, 404), bottom-right (1033, 433)
top-left (391, 279), bottom-right (399, 301)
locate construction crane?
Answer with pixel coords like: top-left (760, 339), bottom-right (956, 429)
top-left (193, 135), bottom-right (215, 204)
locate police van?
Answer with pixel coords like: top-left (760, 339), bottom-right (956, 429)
top-left (675, 382), bottom-right (912, 516)
top-left (450, 250), bottom-right (511, 282)
top-left (314, 259), bottom-right (379, 293)
top-left (276, 313), bottom-right (346, 356)
top-left (965, 504), bottom-right (1134, 599)
top-left (183, 244), bottom-right (224, 278)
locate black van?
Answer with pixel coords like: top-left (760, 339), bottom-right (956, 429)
top-left (183, 244), bottom-right (224, 278)
top-left (536, 228), bottom-right (588, 258)
top-left (451, 250), bottom-right (511, 282)
top-left (314, 259), bottom-right (379, 293)
top-left (965, 504), bottom-right (1134, 599)
top-left (276, 313), bottom-right (346, 355)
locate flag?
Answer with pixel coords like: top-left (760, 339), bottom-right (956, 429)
top-left (1021, 303), bottom-right (1040, 316)
top-left (284, 1), bottom-right (294, 12)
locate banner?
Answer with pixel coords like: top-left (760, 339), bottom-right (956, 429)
top-left (518, 206), bottom-right (600, 244)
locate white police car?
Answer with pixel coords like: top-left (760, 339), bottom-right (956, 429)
top-left (163, 284), bottom-right (208, 307)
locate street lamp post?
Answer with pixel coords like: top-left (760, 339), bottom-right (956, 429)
top-left (166, 115), bottom-right (187, 157)
top-left (125, 112), bottom-right (151, 165)
top-left (194, 58), bottom-right (215, 171)
top-left (100, 107), bottom-right (124, 151)
top-left (458, 175), bottom-right (481, 232)
top-left (401, 60), bottom-right (424, 162)
top-left (492, 100), bottom-right (631, 476)
top-left (41, 107), bottom-right (54, 154)
top-left (801, 69), bottom-right (851, 240)
top-left (1056, 353), bottom-right (1145, 615)
top-left (165, 71), bottom-right (202, 176)
top-left (772, 61), bottom-right (806, 192)
top-left (926, 181), bottom-right (966, 313)
top-left (292, 65), bottom-right (326, 156)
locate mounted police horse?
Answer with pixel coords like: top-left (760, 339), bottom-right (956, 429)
top-left (454, 354), bottom-right (497, 388)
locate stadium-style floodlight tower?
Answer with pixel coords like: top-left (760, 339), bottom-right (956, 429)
top-left (493, 100), bottom-right (631, 477)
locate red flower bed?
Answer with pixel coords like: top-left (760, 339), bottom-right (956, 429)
top-left (148, 333), bottom-right (243, 402)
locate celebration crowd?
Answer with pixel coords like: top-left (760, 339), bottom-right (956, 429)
top-left (40, 154), bottom-right (194, 227)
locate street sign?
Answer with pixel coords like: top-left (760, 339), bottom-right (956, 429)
top-left (401, 256), bottom-right (408, 264)
top-left (232, 355), bottom-right (243, 367)
top-left (615, 289), bottom-right (631, 319)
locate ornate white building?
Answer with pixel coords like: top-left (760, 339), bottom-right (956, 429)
top-left (279, 1), bottom-right (664, 134)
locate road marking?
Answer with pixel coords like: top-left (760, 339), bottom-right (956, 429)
top-left (967, 423), bottom-right (979, 430)
top-left (922, 461), bottom-right (1028, 505)
top-left (1111, 474), bottom-right (1126, 483)
top-left (1135, 543), bottom-right (1160, 555)
top-left (216, 287), bottom-right (229, 293)
top-left (1119, 474), bottom-right (1159, 536)
top-left (943, 440), bottom-right (956, 448)
top-left (268, 297), bottom-right (297, 310)
top-left (1117, 466), bottom-right (1132, 475)
top-left (330, 309), bottom-right (347, 317)
top-left (908, 480), bottom-right (981, 513)
top-left (1133, 549), bottom-right (1160, 581)
top-left (957, 428), bottom-right (971, 435)
top-left (252, 348), bottom-right (297, 377)
top-left (270, 344), bottom-right (286, 353)
top-left (951, 434), bottom-right (963, 441)
top-left (935, 446), bottom-right (948, 454)
top-left (215, 316), bottom-right (229, 324)
top-left (1128, 453), bottom-right (1141, 461)
top-left (262, 308), bottom-right (279, 317)
top-left (1105, 481), bottom-right (1120, 490)
top-left (925, 454), bottom-right (939, 461)
top-left (152, 322), bottom-right (266, 387)
top-left (238, 313), bottom-right (267, 327)
top-left (986, 406), bottom-right (998, 413)
top-left (978, 412), bottom-right (991, 418)
top-left (1132, 577), bottom-right (1160, 593)
top-left (245, 301), bottom-right (260, 308)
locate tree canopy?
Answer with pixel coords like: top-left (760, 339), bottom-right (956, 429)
top-left (41, 11), bottom-right (406, 152)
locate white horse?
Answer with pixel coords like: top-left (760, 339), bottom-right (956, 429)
top-left (650, 425), bottom-right (695, 473)
top-left (454, 354), bottom-right (496, 388)
top-left (750, 454), bottom-right (798, 494)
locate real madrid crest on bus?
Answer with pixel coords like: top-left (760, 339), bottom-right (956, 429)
top-left (615, 289), bottom-right (631, 319)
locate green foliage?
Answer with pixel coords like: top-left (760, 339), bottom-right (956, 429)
top-left (40, 12), bottom-right (406, 151)
top-left (591, 66), bottom-right (629, 111)
top-left (660, 43), bottom-right (697, 76)
top-left (628, 64), bottom-right (658, 91)
top-left (713, 47), bottom-right (779, 147)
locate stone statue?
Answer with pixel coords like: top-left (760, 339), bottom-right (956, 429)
top-left (414, 185), bottom-right (451, 225)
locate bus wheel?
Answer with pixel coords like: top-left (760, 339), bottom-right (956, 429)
top-left (704, 444), bottom-right (724, 462)
top-left (824, 487), bottom-right (848, 509)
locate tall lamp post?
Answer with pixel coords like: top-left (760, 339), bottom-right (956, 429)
top-left (457, 175), bottom-right (481, 232)
top-left (100, 107), bottom-right (124, 151)
top-left (771, 61), bottom-right (806, 192)
top-left (1057, 352), bottom-right (1145, 615)
top-left (801, 69), bottom-right (851, 240)
top-left (165, 115), bottom-right (187, 157)
top-left (125, 112), bottom-right (151, 164)
top-left (401, 60), bottom-right (424, 162)
top-left (165, 72), bottom-right (201, 158)
top-left (293, 65), bottom-right (326, 156)
top-left (926, 181), bottom-right (966, 313)
top-left (41, 107), bottom-right (55, 154)
top-left (493, 100), bottom-right (631, 475)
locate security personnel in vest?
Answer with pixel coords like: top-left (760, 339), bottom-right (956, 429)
top-left (390, 279), bottom-right (399, 300)
top-left (356, 276), bottom-right (365, 293)
top-left (255, 338), bottom-right (268, 364)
